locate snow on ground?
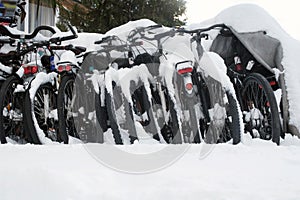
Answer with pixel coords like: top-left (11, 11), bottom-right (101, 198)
top-left (1, 134), bottom-right (300, 200)
top-left (1, 4), bottom-right (300, 200)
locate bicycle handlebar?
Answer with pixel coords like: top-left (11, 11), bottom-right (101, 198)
top-left (49, 23), bottom-right (78, 44)
top-left (176, 24), bottom-right (227, 34)
top-left (0, 25), bottom-right (56, 39)
top-left (50, 44), bottom-right (86, 55)
top-left (0, 38), bottom-right (16, 45)
top-left (128, 24), bottom-right (176, 43)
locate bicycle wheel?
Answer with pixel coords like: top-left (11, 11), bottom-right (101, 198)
top-left (242, 73), bottom-right (281, 145)
top-left (57, 75), bottom-right (79, 143)
top-left (58, 74), bottom-right (104, 143)
top-left (174, 74), bottom-right (201, 144)
top-left (0, 76), bottom-right (27, 144)
top-left (24, 82), bottom-right (59, 144)
top-left (151, 84), bottom-right (182, 144)
top-left (198, 76), bottom-right (241, 144)
top-left (218, 91), bottom-right (241, 144)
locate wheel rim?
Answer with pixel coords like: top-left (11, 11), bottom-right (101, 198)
top-left (33, 85), bottom-right (58, 141)
top-left (243, 80), bottom-right (272, 140)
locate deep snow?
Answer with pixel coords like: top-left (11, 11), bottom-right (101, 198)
top-left (1, 3), bottom-right (300, 200)
top-left (1, 134), bottom-right (300, 200)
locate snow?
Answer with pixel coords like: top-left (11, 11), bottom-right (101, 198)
top-left (1, 4), bottom-right (300, 199)
top-left (1, 135), bottom-right (300, 199)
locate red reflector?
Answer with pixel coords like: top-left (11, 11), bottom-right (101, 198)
top-left (65, 65), bottom-right (72, 71)
top-left (185, 83), bottom-right (193, 90)
top-left (266, 101), bottom-right (270, 107)
top-left (236, 64), bottom-right (242, 71)
top-left (58, 65), bottom-right (72, 72)
top-left (178, 67), bottom-right (193, 75)
top-left (31, 66), bottom-right (38, 74)
top-left (0, 22), bottom-right (9, 26)
top-left (23, 65), bottom-right (38, 75)
top-left (57, 65), bottom-right (65, 72)
top-left (269, 81), bottom-right (276, 86)
top-left (134, 41), bottom-right (143, 46)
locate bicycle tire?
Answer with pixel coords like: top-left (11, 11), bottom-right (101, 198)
top-left (221, 91), bottom-right (241, 144)
top-left (151, 86), bottom-right (182, 144)
top-left (57, 75), bottom-right (78, 143)
top-left (24, 82), bottom-right (58, 144)
top-left (0, 76), bottom-right (27, 144)
top-left (242, 73), bottom-right (281, 145)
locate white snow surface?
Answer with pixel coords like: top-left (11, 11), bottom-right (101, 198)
top-left (188, 4), bottom-right (300, 133)
top-left (1, 134), bottom-right (300, 200)
top-left (1, 5), bottom-right (300, 200)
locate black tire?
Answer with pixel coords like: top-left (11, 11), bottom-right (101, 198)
top-left (198, 77), bottom-right (241, 144)
top-left (0, 76), bottom-right (27, 144)
top-left (57, 75), bottom-right (78, 144)
top-left (219, 91), bottom-right (241, 144)
top-left (24, 82), bottom-right (58, 144)
top-left (242, 73), bottom-right (281, 145)
top-left (151, 86), bottom-right (182, 144)
top-left (174, 73), bottom-right (201, 144)
top-left (58, 74), bottom-right (105, 144)
top-left (134, 85), bottom-right (161, 141)
top-left (105, 86), bottom-right (123, 144)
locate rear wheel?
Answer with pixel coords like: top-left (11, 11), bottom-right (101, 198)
top-left (24, 82), bottom-right (58, 144)
top-left (199, 77), bottom-right (241, 144)
top-left (218, 91), bottom-right (241, 144)
top-left (151, 85), bottom-right (182, 144)
top-left (0, 76), bottom-right (26, 144)
top-left (57, 75), bottom-right (79, 143)
top-left (242, 73), bottom-right (281, 145)
top-left (58, 74), bottom-right (104, 144)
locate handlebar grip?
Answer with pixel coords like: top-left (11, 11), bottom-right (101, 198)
top-left (50, 46), bottom-right (66, 50)
top-left (94, 36), bottom-right (111, 44)
top-left (147, 24), bottom-right (163, 29)
top-left (60, 34), bottom-right (78, 42)
top-left (0, 16), bottom-right (15, 24)
top-left (75, 46), bottom-right (86, 53)
top-left (0, 38), bottom-right (16, 45)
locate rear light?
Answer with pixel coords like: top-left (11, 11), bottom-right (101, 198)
top-left (178, 67), bottom-right (193, 75)
top-left (176, 61), bottom-right (193, 75)
top-left (23, 65), bottom-right (39, 75)
top-left (134, 41), bottom-right (143, 46)
top-left (0, 22), bottom-right (9, 26)
top-left (235, 64), bottom-right (243, 71)
top-left (185, 83), bottom-right (193, 90)
top-left (57, 65), bottom-right (72, 72)
top-left (269, 81), bottom-right (277, 86)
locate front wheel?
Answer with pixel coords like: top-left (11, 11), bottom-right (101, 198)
top-left (242, 73), bottom-right (281, 145)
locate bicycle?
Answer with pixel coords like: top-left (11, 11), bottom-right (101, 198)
top-left (23, 25), bottom-right (88, 144)
top-left (126, 24), bottom-right (241, 144)
top-left (0, 24), bottom-right (57, 143)
top-left (192, 24), bottom-right (282, 144)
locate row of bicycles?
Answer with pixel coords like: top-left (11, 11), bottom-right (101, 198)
top-left (0, 19), bottom-right (284, 145)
